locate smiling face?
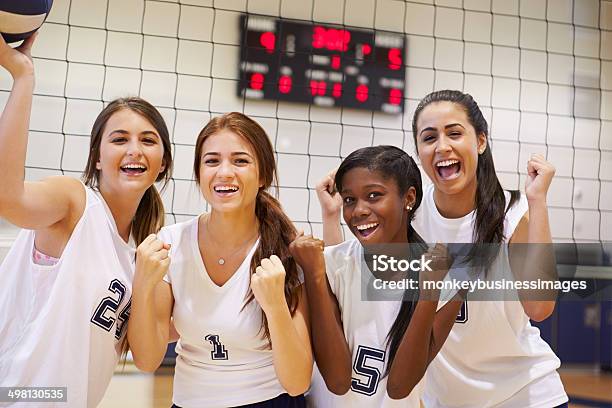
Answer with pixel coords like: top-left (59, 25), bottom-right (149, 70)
top-left (96, 108), bottom-right (166, 196)
top-left (339, 167), bottom-right (416, 245)
top-left (198, 129), bottom-right (261, 213)
top-left (415, 101), bottom-right (486, 198)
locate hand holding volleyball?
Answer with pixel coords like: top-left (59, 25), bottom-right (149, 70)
top-left (289, 233), bottom-right (325, 279)
top-left (134, 234), bottom-right (171, 291)
top-left (0, 32), bottom-right (36, 79)
top-left (525, 154), bottom-right (555, 203)
top-left (251, 255), bottom-right (287, 314)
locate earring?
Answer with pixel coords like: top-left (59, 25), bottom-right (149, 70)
top-left (406, 205), bottom-right (413, 211)
top-left (479, 147), bottom-right (485, 154)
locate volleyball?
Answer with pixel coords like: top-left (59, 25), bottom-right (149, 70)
top-left (0, 0), bottom-right (53, 43)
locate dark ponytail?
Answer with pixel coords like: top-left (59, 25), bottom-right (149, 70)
top-left (132, 186), bottom-right (166, 245)
top-left (248, 190), bottom-right (300, 344)
top-left (335, 145), bottom-right (427, 375)
top-left (384, 222), bottom-right (427, 376)
top-left (473, 148), bottom-right (519, 245)
top-left (412, 90), bottom-right (519, 247)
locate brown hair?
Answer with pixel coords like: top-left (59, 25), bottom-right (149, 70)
top-left (194, 112), bottom-right (300, 345)
top-left (82, 97), bottom-right (173, 245)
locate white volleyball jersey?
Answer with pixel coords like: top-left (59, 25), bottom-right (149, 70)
top-left (159, 217), bottom-right (287, 408)
top-left (0, 186), bottom-right (135, 408)
top-left (412, 184), bottom-right (568, 408)
top-left (306, 239), bottom-right (423, 408)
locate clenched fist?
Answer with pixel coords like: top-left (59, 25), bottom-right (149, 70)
top-left (526, 154), bottom-right (555, 203)
top-left (419, 243), bottom-right (452, 301)
top-left (251, 255), bottom-right (287, 315)
top-left (316, 168), bottom-right (343, 217)
top-left (289, 233), bottom-right (325, 280)
top-left (134, 234), bottom-right (171, 292)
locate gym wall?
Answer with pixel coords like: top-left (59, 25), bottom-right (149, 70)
top-left (0, 0), bottom-right (610, 262)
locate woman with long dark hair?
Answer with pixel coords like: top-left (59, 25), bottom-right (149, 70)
top-left (410, 90), bottom-right (567, 408)
top-left (0, 35), bottom-right (173, 407)
top-left (293, 145), bottom-right (462, 406)
top-left (128, 112), bottom-right (312, 407)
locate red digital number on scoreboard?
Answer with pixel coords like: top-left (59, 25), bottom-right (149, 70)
top-left (259, 32), bottom-right (275, 53)
top-left (312, 26), bottom-right (351, 52)
top-left (250, 73), bottom-right (264, 90)
top-left (388, 48), bottom-right (402, 70)
top-left (278, 75), bottom-right (292, 94)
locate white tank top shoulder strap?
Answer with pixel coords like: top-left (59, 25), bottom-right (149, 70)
top-left (502, 190), bottom-right (528, 242)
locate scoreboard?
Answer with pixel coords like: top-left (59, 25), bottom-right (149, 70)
top-left (238, 15), bottom-right (406, 114)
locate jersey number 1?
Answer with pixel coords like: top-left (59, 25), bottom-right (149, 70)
top-left (205, 334), bottom-right (229, 360)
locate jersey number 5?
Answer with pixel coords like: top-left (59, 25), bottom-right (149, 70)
top-left (351, 345), bottom-right (386, 396)
top-left (90, 279), bottom-right (131, 339)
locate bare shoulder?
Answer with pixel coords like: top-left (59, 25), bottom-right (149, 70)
top-left (42, 175), bottom-right (86, 212)
top-left (34, 176), bottom-right (87, 229)
top-left (21, 177), bottom-right (88, 256)
top-left (39, 175), bottom-right (83, 191)
top-left (2, 176), bottom-right (87, 231)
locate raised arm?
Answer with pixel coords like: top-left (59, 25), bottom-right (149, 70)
top-left (128, 234), bottom-right (174, 372)
top-left (0, 34), bottom-right (81, 231)
top-left (509, 154), bottom-right (557, 321)
top-left (250, 254), bottom-right (313, 396)
top-left (315, 170), bottom-right (344, 246)
top-left (289, 235), bottom-right (352, 395)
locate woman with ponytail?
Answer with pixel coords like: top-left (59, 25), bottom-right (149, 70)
top-left (0, 34), bottom-right (172, 407)
top-left (129, 112), bottom-right (312, 407)
top-left (293, 145), bottom-right (463, 407)
top-left (409, 90), bottom-right (567, 408)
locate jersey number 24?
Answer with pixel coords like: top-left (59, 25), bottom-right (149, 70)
top-left (90, 279), bottom-right (131, 340)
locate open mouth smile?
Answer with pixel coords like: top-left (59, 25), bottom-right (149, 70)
top-left (435, 159), bottom-right (461, 181)
top-left (213, 184), bottom-right (239, 197)
top-left (120, 163), bottom-right (147, 176)
top-left (354, 222), bottom-right (379, 238)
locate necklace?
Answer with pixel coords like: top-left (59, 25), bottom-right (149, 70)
top-left (203, 216), bottom-right (259, 265)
